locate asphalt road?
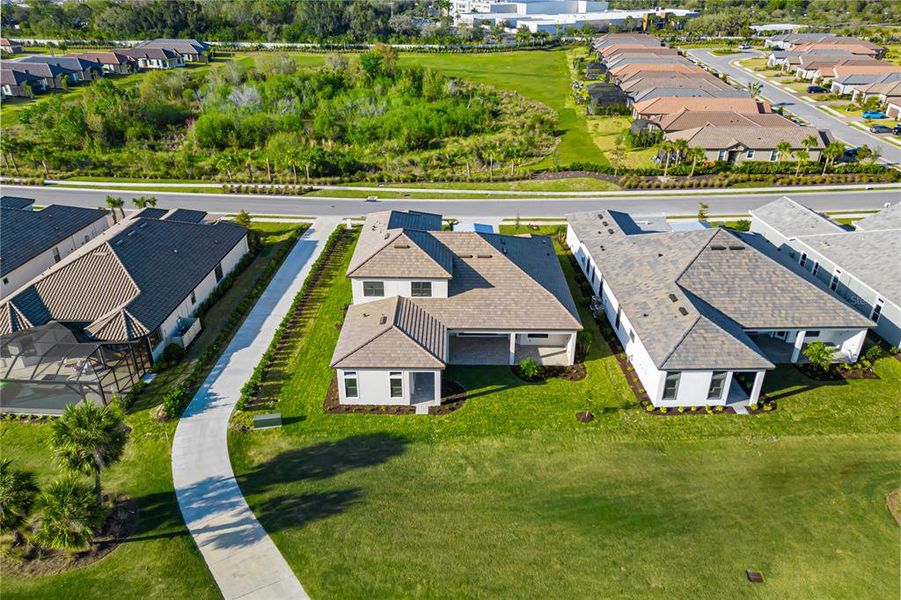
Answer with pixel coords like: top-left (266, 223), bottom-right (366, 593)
top-left (4, 184), bottom-right (898, 218)
top-left (687, 49), bottom-right (901, 166)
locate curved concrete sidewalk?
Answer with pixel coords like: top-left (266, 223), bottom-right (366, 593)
top-left (172, 218), bottom-right (338, 600)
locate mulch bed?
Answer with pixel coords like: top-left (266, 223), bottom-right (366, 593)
top-left (510, 362), bottom-right (587, 383)
top-left (797, 363), bottom-right (879, 381)
top-left (428, 379), bottom-right (468, 415)
top-left (0, 413), bottom-right (57, 424)
top-left (0, 495), bottom-right (137, 578)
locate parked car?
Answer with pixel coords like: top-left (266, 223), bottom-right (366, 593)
top-left (869, 125), bottom-right (892, 134)
top-left (366, 195), bottom-right (378, 202)
top-left (739, 44), bottom-right (751, 50)
top-left (842, 147), bottom-right (860, 162)
top-left (862, 110), bottom-right (887, 120)
top-left (807, 85), bottom-right (827, 94)
top-left (893, 124), bottom-right (901, 136)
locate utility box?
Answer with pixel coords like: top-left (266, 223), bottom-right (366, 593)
top-left (253, 413), bottom-right (282, 430)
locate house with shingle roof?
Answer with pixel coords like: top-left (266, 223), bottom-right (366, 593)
top-left (750, 197), bottom-right (901, 346)
top-left (331, 210), bottom-right (582, 412)
top-left (16, 55), bottom-right (104, 82)
top-left (135, 39), bottom-right (210, 63)
top-left (665, 124), bottom-right (829, 163)
top-left (0, 204), bottom-right (110, 296)
top-left (653, 109), bottom-right (794, 133)
top-left (119, 47), bottom-right (184, 69)
top-left (566, 209), bottom-right (872, 407)
top-left (0, 215), bottom-right (249, 364)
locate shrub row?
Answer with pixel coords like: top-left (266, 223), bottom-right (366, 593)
top-left (161, 226), bottom-right (306, 419)
top-left (238, 226), bottom-right (351, 409)
top-left (223, 184), bottom-right (312, 196)
top-left (616, 172), bottom-right (895, 190)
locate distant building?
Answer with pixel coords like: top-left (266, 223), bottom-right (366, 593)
top-left (0, 37), bottom-right (23, 54)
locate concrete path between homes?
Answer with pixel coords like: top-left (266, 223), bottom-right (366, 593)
top-left (172, 217), bottom-right (339, 600)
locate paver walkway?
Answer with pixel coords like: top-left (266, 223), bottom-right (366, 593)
top-left (172, 218), bottom-right (339, 600)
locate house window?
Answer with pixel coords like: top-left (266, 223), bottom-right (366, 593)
top-left (770, 150), bottom-right (779, 161)
top-left (527, 333), bottom-right (549, 339)
top-left (190, 290), bottom-right (196, 305)
top-left (363, 281), bottom-right (385, 297)
top-left (799, 253), bottom-right (807, 268)
top-left (829, 268), bottom-right (841, 291)
top-left (811, 262), bottom-right (819, 276)
top-left (389, 372), bottom-right (403, 398)
top-left (746, 149), bottom-right (755, 159)
top-left (871, 298), bottom-right (885, 323)
top-left (214, 262), bottom-right (224, 283)
top-left (343, 372), bottom-right (358, 398)
top-left (717, 150), bottom-right (726, 161)
top-left (663, 372), bottom-right (681, 400)
top-left (52, 247), bottom-right (61, 263)
top-left (708, 371), bottom-right (727, 400)
top-left (614, 307), bottom-right (622, 331)
top-left (411, 281), bottom-right (432, 297)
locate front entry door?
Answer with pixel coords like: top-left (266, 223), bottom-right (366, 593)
top-left (411, 372), bottom-right (435, 403)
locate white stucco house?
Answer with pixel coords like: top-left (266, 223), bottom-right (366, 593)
top-left (330, 210), bottom-right (582, 413)
top-left (750, 197), bottom-right (901, 347)
top-left (0, 201), bottom-right (111, 297)
top-left (0, 209), bottom-right (249, 362)
top-left (566, 210), bottom-right (873, 408)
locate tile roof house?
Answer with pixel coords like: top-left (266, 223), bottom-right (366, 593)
top-left (567, 209), bottom-right (872, 407)
top-left (0, 215), bottom-right (249, 363)
top-left (633, 96), bottom-right (771, 119)
top-left (331, 210), bottom-right (582, 412)
top-left (0, 204), bottom-right (110, 296)
top-left (665, 124), bottom-right (830, 163)
top-left (750, 197), bottom-right (901, 346)
top-left (653, 109), bottom-right (794, 133)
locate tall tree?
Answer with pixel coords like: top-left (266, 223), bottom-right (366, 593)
top-left (775, 140), bottom-right (792, 162)
top-left (51, 403), bottom-right (128, 505)
top-left (792, 148), bottom-right (809, 176)
top-left (822, 142), bottom-right (845, 175)
top-left (105, 195), bottom-right (124, 223)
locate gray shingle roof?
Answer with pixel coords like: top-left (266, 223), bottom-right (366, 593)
top-left (667, 125), bottom-right (829, 150)
top-left (0, 218), bottom-right (248, 340)
top-left (568, 210), bottom-right (872, 370)
top-left (854, 202), bottom-right (901, 231)
top-left (749, 197), bottom-right (845, 237)
top-left (163, 208), bottom-right (207, 223)
top-left (0, 205), bottom-right (108, 277)
top-left (131, 207), bottom-right (168, 219)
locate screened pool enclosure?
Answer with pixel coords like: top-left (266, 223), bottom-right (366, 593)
top-left (0, 323), bottom-right (152, 414)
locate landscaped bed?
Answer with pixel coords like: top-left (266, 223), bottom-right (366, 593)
top-left (228, 224), bottom-right (900, 599)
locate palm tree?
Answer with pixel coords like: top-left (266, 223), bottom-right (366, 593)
top-left (686, 147), bottom-right (706, 178)
top-left (105, 195), bottom-right (125, 224)
top-left (33, 477), bottom-right (104, 551)
top-left (747, 81), bottom-right (762, 98)
top-left (775, 140), bottom-right (792, 162)
top-left (660, 140), bottom-right (675, 177)
top-left (132, 197), bottom-right (147, 209)
top-left (51, 403), bottom-right (128, 505)
top-left (671, 139), bottom-right (690, 168)
top-left (0, 459), bottom-right (39, 546)
top-left (867, 146), bottom-right (882, 165)
top-left (822, 142), bottom-right (845, 175)
top-left (792, 148), bottom-right (809, 176)
top-left (145, 196), bottom-right (157, 208)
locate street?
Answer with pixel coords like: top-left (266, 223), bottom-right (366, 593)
top-left (687, 49), bottom-right (901, 165)
top-left (3, 184), bottom-right (898, 218)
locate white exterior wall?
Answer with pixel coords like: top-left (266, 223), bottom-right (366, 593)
top-left (336, 368), bottom-right (442, 406)
top-left (150, 236), bottom-right (249, 359)
top-left (751, 216), bottom-right (897, 346)
top-left (351, 278), bottom-right (449, 305)
top-left (1, 217), bottom-right (110, 297)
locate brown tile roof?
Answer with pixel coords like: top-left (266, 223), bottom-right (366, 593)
top-left (635, 97), bottom-right (771, 117)
top-left (655, 109), bottom-right (794, 132)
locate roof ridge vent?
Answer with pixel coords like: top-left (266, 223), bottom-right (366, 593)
top-left (678, 307), bottom-right (689, 316)
top-left (710, 244), bottom-right (727, 250)
top-left (393, 244), bottom-right (410, 249)
top-left (476, 254), bottom-right (492, 259)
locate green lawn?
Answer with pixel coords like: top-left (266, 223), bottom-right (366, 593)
top-left (0, 222), bottom-right (302, 599)
top-left (228, 226), bottom-right (901, 598)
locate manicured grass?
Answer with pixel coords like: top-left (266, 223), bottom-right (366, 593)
top-left (48, 183), bottom-right (225, 195)
top-left (0, 222), bottom-right (302, 599)
top-left (229, 226), bottom-right (901, 598)
top-left (586, 116), bottom-right (657, 169)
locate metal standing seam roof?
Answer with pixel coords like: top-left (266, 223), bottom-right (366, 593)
top-left (568, 210), bottom-right (873, 371)
top-left (0, 205), bottom-right (108, 277)
top-left (0, 218), bottom-right (248, 340)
